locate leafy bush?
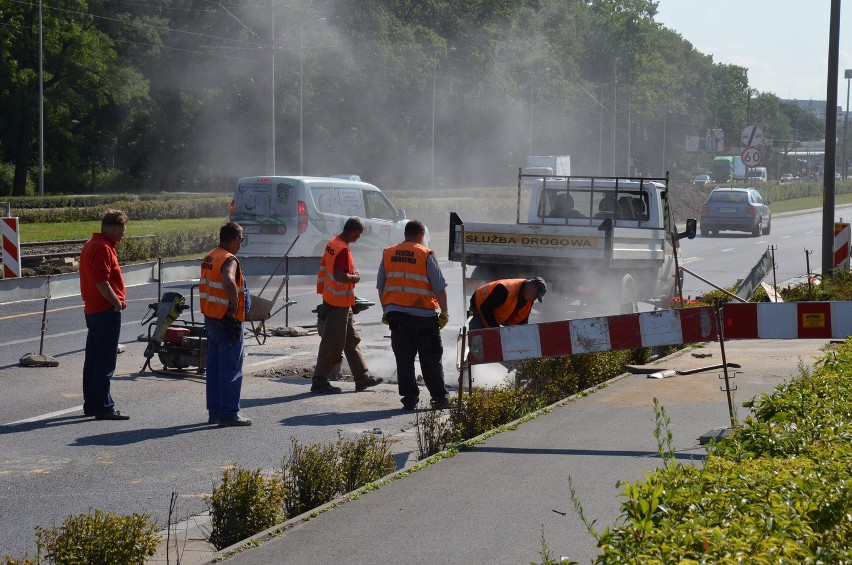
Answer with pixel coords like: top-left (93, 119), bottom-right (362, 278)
top-left (282, 434), bottom-right (394, 519)
top-left (116, 230), bottom-right (218, 263)
top-left (564, 341), bottom-right (852, 563)
top-left (14, 196), bottom-right (230, 223)
top-left (337, 434), bottom-right (396, 493)
top-left (414, 404), bottom-right (456, 459)
top-left (519, 349), bottom-right (645, 406)
top-left (449, 387), bottom-right (539, 441)
top-left (207, 467), bottom-right (286, 551)
top-left (30, 508), bottom-right (159, 565)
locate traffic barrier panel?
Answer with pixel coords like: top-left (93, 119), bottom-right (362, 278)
top-left (834, 223), bottom-right (850, 270)
top-left (468, 302), bottom-right (852, 365)
top-left (2, 216), bottom-right (21, 278)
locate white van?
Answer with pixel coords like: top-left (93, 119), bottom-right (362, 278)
top-left (230, 176), bottom-right (411, 258)
top-left (746, 167), bottom-right (768, 182)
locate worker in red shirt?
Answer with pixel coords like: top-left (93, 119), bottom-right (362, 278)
top-left (79, 210), bottom-right (129, 420)
top-left (312, 217), bottom-right (383, 394)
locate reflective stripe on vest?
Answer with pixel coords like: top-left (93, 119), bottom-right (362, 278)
top-left (200, 247), bottom-right (246, 321)
top-left (317, 235), bottom-right (355, 307)
top-left (473, 279), bottom-right (530, 327)
top-left (381, 242), bottom-right (439, 311)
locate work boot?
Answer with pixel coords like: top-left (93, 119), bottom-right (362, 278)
top-left (311, 383), bottom-right (342, 394)
top-left (355, 376), bottom-right (384, 392)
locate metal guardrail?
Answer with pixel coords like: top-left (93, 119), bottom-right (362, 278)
top-left (0, 259), bottom-right (199, 305)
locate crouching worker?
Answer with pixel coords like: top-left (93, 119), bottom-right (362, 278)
top-left (468, 278), bottom-right (547, 330)
top-left (378, 220), bottom-right (450, 410)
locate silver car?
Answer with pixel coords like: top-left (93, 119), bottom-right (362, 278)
top-left (700, 187), bottom-right (771, 237)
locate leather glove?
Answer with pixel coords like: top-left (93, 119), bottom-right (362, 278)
top-left (437, 311), bottom-right (449, 329)
top-left (223, 314), bottom-right (242, 342)
top-left (381, 315), bottom-right (389, 325)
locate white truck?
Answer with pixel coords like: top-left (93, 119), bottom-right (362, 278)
top-left (449, 172), bottom-right (696, 316)
top-left (523, 155), bottom-right (571, 177)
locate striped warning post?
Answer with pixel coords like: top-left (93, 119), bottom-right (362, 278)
top-left (468, 302), bottom-right (852, 365)
top-left (834, 223), bottom-right (850, 270)
top-left (1, 216), bottom-right (20, 278)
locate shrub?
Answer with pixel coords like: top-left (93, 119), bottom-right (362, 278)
top-left (207, 467), bottom-right (286, 551)
top-left (414, 405), bottom-right (456, 459)
top-left (449, 387), bottom-right (539, 441)
top-left (336, 434), bottom-right (395, 493)
top-left (565, 341), bottom-right (852, 563)
top-left (282, 434), bottom-right (395, 519)
top-left (116, 230), bottom-right (218, 263)
top-left (519, 349), bottom-right (642, 406)
top-left (32, 508), bottom-right (159, 565)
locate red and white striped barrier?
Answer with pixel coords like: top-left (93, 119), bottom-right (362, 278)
top-left (722, 301), bottom-right (852, 339)
top-left (834, 223), bottom-right (850, 270)
top-left (468, 302), bottom-right (852, 365)
top-left (2, 216), bottom-right (20, 279)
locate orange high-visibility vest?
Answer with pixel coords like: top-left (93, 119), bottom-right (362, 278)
top-left (381, 241), bottom-right (439, 311)
top-left (316, 235), bottom-right (356, 307)
top-left (473, 279), bottom-right (530, 327)
top-left (200, 247), bottom-right (245, 321)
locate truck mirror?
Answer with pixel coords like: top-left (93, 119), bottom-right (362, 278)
top-left (678, 218), bottom-right (697, 240)
top-left (397, 208), bottom-right (406, 221)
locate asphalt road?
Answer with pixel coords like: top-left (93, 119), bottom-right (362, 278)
top-left (0, 211), bottom-right (835, 558)
top-left (679, 207), bottom-right (839, 298)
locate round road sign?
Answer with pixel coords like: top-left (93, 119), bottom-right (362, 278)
top-left (741, 125), bottom-right (764, 146)
top-left (741, 146), bottom-right (763, 167)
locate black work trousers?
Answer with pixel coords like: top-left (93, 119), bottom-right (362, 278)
top-left (387, 311), bottom-right (448, 404)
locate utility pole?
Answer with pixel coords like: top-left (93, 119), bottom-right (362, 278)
top-left (822, 0), bottom-right (841, 275)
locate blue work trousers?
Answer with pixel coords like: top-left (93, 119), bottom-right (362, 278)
top-left (205, 317), bottom-right (244, 420)
top-left (83, 308), bottom-right (121, 416)
top-left (387, 311), bottom-right (447, 404)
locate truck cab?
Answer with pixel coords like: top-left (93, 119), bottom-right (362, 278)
top-left (528, 177), bottom-right (663, 229)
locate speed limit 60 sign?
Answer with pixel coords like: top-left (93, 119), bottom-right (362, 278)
top-left (741, 146), bottom-right (763, 167)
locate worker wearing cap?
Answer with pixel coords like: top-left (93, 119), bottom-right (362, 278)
top-left (468, 277), bottom-right (547, 330)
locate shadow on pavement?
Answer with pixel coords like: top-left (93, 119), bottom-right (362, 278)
top-left (70, 422), bottom-right (216, 446)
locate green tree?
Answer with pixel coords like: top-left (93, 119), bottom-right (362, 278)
top-left (0, 0), bottom-right (148, 195)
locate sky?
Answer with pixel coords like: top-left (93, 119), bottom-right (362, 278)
top-left (654, 1), bottom-right (852, 108)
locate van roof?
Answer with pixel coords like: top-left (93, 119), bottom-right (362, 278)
top-left (235, 175), bottom-right (380, 190)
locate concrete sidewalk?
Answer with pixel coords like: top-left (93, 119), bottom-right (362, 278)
top-left (152, 338), bottom-right (830, 564)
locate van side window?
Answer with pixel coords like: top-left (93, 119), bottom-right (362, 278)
top-left (337, 188), bottom-right (365, 216)
top-left (364, 190), bottom-right (397, 221)
top-left (312, 187), bottom-right (336, 213)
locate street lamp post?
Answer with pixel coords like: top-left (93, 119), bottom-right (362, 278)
top-left (299, 17), bottom-right (325, 176)
top-left (270, 9), bottom-right (276, 175)
top-left (38, 0), bottom-right (44, 196)
top-left (844, 69), bottom-right (852, 180)
top-left (431, 47), bottom-right (453, 192)
top-left (431, 53), bottom-right (437, 192)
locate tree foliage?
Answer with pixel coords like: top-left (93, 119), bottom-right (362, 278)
top-left (0, 0), bottom-right (823, 195)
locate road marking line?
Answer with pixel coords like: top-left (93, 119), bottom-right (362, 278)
top-left (721, 248), bottom-right (735, 252)
top-left (4, 405), bottom-right (82, 426)
top-left (782, 235), bottom-right (792, 239)
top-left (246, 351), bottom-right (312, 368)
top-left (0, 320), bottom-right (140, 348)
top-left (681, 257), bottom-right (701, 265)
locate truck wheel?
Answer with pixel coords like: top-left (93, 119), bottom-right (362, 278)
top-left (620, 275), bottom-right (638, 314)
top-left (700, 225), bottom-right (709, 237)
